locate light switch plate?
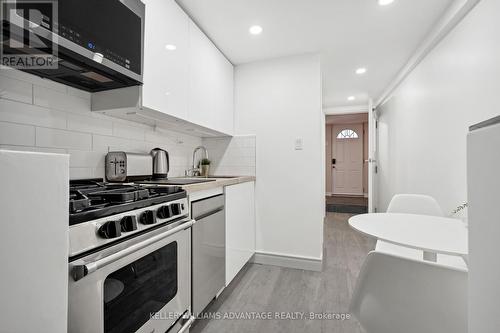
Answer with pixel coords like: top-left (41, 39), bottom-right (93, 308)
top-left (295, 138), bottom-right (303, 150)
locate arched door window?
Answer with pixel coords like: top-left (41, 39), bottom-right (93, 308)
top-left (336, 129), bottom-right (359, 139)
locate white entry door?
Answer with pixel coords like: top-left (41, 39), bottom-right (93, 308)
top-left (332, 124), bottom-right (364, 195)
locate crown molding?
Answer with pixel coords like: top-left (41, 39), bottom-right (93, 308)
top-left (375, 0), bottom-right (481, 108)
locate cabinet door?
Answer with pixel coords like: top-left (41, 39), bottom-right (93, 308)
top-left (213, 54), bottom-right (234, 135)
top-left (225, 181), bottom-right (255, 285)
top-left (142, 0), bottom-right (189, 120)
top-left (188, 21), bottom-right (217, 128)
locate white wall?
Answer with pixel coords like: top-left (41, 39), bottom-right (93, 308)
top-left (234, 54), bottom-right (324, 261)
top-left (377, 0), bottom-right (499, 215)
top-left (0, 69), bottom-right (203, 179)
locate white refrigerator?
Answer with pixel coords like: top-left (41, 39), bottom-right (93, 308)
top-left (0, 150), bottom-right (69, 333)
top-left (467, 115), bottom-right (500, 333)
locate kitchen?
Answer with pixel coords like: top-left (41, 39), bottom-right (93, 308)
top-left (0, 0), bottom-right (499, 332)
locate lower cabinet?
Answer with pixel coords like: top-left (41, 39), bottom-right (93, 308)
top-left (225, 181), bottom-right (256, 286)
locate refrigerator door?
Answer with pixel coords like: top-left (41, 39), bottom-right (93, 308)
top-left (0, 150), bottom-right (69, 333)
top-left (467, 116), bottom-right (500, 333)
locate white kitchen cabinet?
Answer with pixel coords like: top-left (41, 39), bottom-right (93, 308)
top-left (214, 52), bottom-right (234, 135)
top-left (225, 181), bottom-right (256, 285)
top-left (142, 0), bottom-right (189, 120)
top-left (188, 21), bottom-right (234, 135)
top-left (92, 0), bottom-right (234, 136)
top-left (188, 21), bottom-right (218, 128)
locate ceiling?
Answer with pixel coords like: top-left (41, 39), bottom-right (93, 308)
top-left (176, 0), bottom-right (454, 108)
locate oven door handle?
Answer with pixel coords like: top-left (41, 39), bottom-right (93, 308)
top-left (177, 315), bottom-right (195, 333)
top-left (72, 220), bottom-right (194, 281)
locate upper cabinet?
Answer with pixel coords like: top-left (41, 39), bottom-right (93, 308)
top-left (188, 21), bottom-right (234, 135)
top-left (142, 0), bottom-right (189, 120)
top-left (92, 0), bottom-right (234, 137)
top-left (188, 21), bottom-right (218, 129)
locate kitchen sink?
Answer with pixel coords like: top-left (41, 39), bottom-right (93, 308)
top-left (139, 178), bottom-right (217, 185)
top-left (166, 178), bottom-right (217, 185)
top-left (207, 176), bottom-right (238, 179)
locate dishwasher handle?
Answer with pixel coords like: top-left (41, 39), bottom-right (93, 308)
top-left (193, 206), bottom-right (224, 221)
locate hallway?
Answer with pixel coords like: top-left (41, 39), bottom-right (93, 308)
top-left (192, 213), bottom-right (375, 333)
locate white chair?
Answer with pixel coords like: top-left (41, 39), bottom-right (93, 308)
top-left (386, 194), bottom-right (444, 216)
top-left (376, 194), bottom-right (466, 269)
top-left (349, 251), bottom-right (467, 333)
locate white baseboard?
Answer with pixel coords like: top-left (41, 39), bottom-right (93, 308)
top-left (326, 192), bottom-right (333, 196)
top-left (251, 251), bottom-right (323, 272)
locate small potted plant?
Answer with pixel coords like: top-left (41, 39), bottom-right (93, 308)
top-left (199, 158), bottom-right (211, 177)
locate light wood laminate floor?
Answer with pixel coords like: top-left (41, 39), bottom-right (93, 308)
top-left (191, 212), bottom-right (375, 333)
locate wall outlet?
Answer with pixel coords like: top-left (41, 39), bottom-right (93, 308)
top-left (294, 138), bottom-right (303, 150)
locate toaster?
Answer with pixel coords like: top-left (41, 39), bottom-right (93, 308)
top-left (105, 152), bottom-right (152, 182)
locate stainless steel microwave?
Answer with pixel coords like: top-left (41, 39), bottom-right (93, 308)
top-left (1, 0), bottom-right (144, 92)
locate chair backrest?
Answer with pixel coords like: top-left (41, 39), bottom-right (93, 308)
top-left (349, 251), bottom-right (467, 333)
top-left (387, 194), bottom-right (444, 216)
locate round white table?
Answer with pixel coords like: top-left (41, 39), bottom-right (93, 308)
top-left (349, 213), bottom-right (468, 263)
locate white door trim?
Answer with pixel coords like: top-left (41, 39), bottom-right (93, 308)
top-left (368, 99), bottom-right (377, 213)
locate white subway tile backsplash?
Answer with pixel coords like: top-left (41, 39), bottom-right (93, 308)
top-left (93, 167), bottom-right (105, 179)
top-left (0, 70), bottom-right (232, 179)
top-left (0, 144), bottom-right (37, 152)
top-left (68, 150), bottom-right (105, 168)
top-left (0, 122), bottom-right (35, 146)
top-left (112, 121), bottom-right (146, 141)
top-left (34, 85), bottom-right (90, 113)
top-left (0, 99), bottom-right (67, 129)
top-left (92, 134), bottom-right (148, 153)
top-left (67, 87), bottom-right (91, 100)
top-left (0, 68), bottom-right (67, 92)
top-left (70, 167), bottom-right (94, 179)
top-left (202, 135), bottom-right (256, 176)
top-left (0, 74), bottom-right (32, 104)
top-left (67, 113), bottom-right (113, 136)
top-left (36, 127), bottom-right (92, 150)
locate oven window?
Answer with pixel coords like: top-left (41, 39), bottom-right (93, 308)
top-left (103, 242), bottom-right (178, 333)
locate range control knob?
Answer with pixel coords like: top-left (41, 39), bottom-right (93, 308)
top-left (157, 205), bottom-right (172, 219)
top-left (120, 215), bottom-right (137, 232)
top-left (170, 203), bottom-right (181, 216)
top-left (98, 220), bottom-right (122, 239)
top-left (139, 210), bottom-right (156, 225)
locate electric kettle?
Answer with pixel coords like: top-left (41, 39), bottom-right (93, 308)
top-left (150, 148), bottom-right (169, 179)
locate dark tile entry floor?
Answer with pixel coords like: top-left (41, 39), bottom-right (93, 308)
top-left (326, 196), bottom-right (368, 214)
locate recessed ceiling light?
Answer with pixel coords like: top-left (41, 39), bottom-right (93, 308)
top-left (348, 96), bottom-right (356, 101)
top-left (378, 0), bottom-right (395, 6)
top-left (249, 25), bottom-right (263, 35)
top-left (165, 92), bottom-right (171, 96)
top-left (165, 44), bottom-right (177, 51)
top-left (356, 67), bottom-right (367, 75)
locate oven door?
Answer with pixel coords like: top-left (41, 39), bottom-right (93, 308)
top-left (68, 220), bottom-right (192, 333)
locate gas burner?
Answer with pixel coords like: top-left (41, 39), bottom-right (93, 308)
top-left (69, 180), bottom-right (186, 225)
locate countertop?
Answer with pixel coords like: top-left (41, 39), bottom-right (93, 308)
top-left (179, 176), bottom-right (255, 193)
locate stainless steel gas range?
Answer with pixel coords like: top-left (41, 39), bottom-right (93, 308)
top-left (68, 180), bottom-right (194, 333)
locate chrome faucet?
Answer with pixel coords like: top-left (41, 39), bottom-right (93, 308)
top-left (185, 146), bottom-right (209, 177)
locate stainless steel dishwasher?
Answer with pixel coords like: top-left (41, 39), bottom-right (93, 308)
top-left (191, 194), bottom-right (225, 316)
